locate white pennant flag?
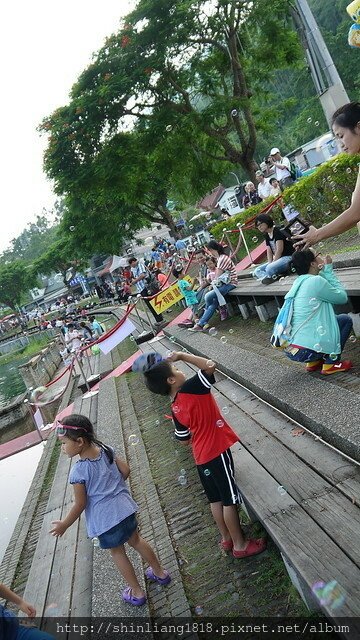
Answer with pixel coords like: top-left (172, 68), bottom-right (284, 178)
top-left (98, 318), bottom-right (136, 354)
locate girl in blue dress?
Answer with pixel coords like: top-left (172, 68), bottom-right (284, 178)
top-left (50, 414), bottom-right (171, 606)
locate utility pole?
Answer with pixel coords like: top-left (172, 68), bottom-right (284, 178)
top-left (292, 0), bottom-right (350, 126)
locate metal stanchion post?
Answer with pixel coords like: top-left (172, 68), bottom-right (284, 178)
top-left (238, 224), bottom-right (254, 264)
top-left (132, 297), bottom-right (146, 332)
top-left (224, 229), bottom-right (235, 257)
top-left (140, 296), bottom-right (156, 334)
top-left (24, 399), bottom-right (44, 442)
top-left (74, 352), bottom-right (90, 392)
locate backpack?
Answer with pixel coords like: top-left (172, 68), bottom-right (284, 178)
top-left (270, 297), bottom-right (294, 349)
top-left (270, 277), bottom-right (320, 349)
top-left (290, 161), bottom-right (303, 181)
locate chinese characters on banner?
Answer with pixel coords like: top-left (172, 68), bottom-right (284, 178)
top-left (149, 277), bottom-right (194, 315)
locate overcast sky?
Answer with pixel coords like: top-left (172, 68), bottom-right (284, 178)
top-left (0, 0), bottom-right (136, 253)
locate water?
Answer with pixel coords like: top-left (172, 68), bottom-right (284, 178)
top-left (0, 443), bottom-right (43, 564)
top-left (0, 358), bottom-right (27, 406)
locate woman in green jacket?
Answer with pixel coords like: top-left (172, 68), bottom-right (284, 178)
top-left (284, 250), bottom-right (353, 374)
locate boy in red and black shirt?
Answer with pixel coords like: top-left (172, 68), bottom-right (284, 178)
top-left (142, 351), bottom-right (266, 559)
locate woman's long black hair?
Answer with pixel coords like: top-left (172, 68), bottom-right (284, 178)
top-left (60, 414), bottom-right (114, 463)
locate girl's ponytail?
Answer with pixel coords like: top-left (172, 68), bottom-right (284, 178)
top-left (93, 438), bottom-right (114, 464)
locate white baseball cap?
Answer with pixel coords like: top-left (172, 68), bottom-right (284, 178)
top-left (270, 147), bottom-right (280, 155)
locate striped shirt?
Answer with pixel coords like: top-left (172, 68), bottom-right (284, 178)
top-left (217, 254), bottom-right (237, 285)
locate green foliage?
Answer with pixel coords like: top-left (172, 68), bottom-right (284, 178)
top-left (211, 154), bottom-right (360, 250)
top-left (39, 0), bottom-right (303, 247)
top-left (0, 261), bottom-right (37, 309)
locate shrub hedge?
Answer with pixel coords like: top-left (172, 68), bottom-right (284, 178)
top-left (210, 154), bottom-right (360, 255)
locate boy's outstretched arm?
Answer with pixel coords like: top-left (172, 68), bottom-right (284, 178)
top-left (168, 351), bottom-right (216, 375)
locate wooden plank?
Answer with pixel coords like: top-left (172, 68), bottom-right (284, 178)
top-left (21, 508), bottom-right (61, 617)
top-left (233, 444), bottom-right (360, 623)
top-left (70, 517), bottom-right (93, 617)
top-left (215, 378), bottom-right (360, 503)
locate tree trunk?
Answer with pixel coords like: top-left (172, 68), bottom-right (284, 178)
top-left (159, 207), bottom-right (177, 238)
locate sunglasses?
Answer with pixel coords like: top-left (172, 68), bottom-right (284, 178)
top-left (55, 422), bottom-right (87, 436)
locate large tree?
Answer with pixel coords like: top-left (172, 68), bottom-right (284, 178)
top-left (0, 261), bottom-right (37, 310)
top-left (40, 0), bottom-right (301, 242)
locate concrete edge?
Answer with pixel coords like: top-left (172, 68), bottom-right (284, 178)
top-left (0, 377), bottom-right (76, 588)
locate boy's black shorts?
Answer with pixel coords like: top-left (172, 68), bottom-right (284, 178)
top-left (197, 448), bottom-right (242, 506)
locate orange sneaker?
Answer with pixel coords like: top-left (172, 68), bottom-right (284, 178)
top-left (321, 360), bottom-right (353, 375)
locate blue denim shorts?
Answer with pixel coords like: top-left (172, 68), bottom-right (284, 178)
top-left (98, 513), bottom-right (138, 549)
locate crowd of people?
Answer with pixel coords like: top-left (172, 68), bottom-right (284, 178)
top-left (2, 102), bottom-right (360, 632)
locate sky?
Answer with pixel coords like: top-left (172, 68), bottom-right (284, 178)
top-left (0, 0), bottom-right (136, 253)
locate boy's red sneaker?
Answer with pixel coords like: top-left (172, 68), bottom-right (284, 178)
top-left (321, 360), bottom-right (353, 375)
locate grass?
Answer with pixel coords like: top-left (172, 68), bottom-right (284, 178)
top-left (0, 335), bottom-right (52, 366)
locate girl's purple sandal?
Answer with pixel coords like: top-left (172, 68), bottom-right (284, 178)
top-left (122, 586), bottom-right (146, 606)
top-left (145, 567), bottom-right (171, 585)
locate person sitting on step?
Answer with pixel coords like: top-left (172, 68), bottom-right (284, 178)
top-left (252, 214), bottom-right (294, 285)
top-left (282, 250), bottom-right (353, 375)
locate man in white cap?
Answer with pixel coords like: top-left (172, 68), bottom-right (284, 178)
top-left (269, 148), bottom-right (293, 190)
top-left (255, 170), bottom-right (272, 201)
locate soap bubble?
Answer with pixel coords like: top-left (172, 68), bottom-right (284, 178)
top-left (231, 109), bottom-right (238, 117)
top-left (209, 327), bottom-right (218, 337)
top-left (313, 343), bottom-right (322, 352)
top-left (349, 335), bottom-right (357, 343)
top-left (25, 442), bottom-right (30, 448)
top-left (307, 206), bottom-right (312, 212)
top-left (194, 605), bottom-right (204, 615)
top-left (129, 335), bottom-right (135, 342)
top-left (229, 329), bottom-right (234, 334)
top-left (333, 167), bottom-right (337, 173)
top-left (314, 121), bottom-right (319, 126)
top-left (216, 419), bottom-right (224, 428)
top-left (309, 297), bottom-right (320, 309)
top-left (252, 236), bottom-right (258, 243)
top-left (317, 326), bottom-right (326, 336)
top-left (189, 225), bottom-right (193, 230)
top-left (307, 117), bottom-right (312, 124)
top-left (204, 469), bottom-right (211, 477)
top-left (155, 420), bottom-right (160, 426)
top-left (272, 274), bottom-right (278, 280)
top-left (329, 353), bottom-right (338, 361)
top-left (173, 405), bottom-right (180, 414)
top-left (311, 580), bottom-right (346, 610)
top-left (166, 125), bottom-right (173, 132)
top-left (333, 196), bottom-right (338, 202)
top-left (92, 537), bottom-right (100, 547)
top-left (44, 603), bottom-right (60, 616)
top-left (128, 434), bottom-right (139, 446)
top-left (222, 406), bottom-right (229, 415)
top-left (206, 359), bottom-right (215, 367)
top-left (127, 248), bottom-right (133, 254)
top-left (318, 242), bottom-right (324, 248)
top-left (220, 336), bottom-right (227, 344)
top-left (231, 393), bottom-right (238, 401)
top-left (180, 468), bottom-right (186, 475)
top-left (346, 167), bottom-right (352, 174)
top-left (290, 193), bottom-right (296, 200)
top-left (69, 226), bottom-right (75, 232)
top-left (278, 486), bottom-right (287, 496)
top-left (178, 474), bottom-right (187, 486)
